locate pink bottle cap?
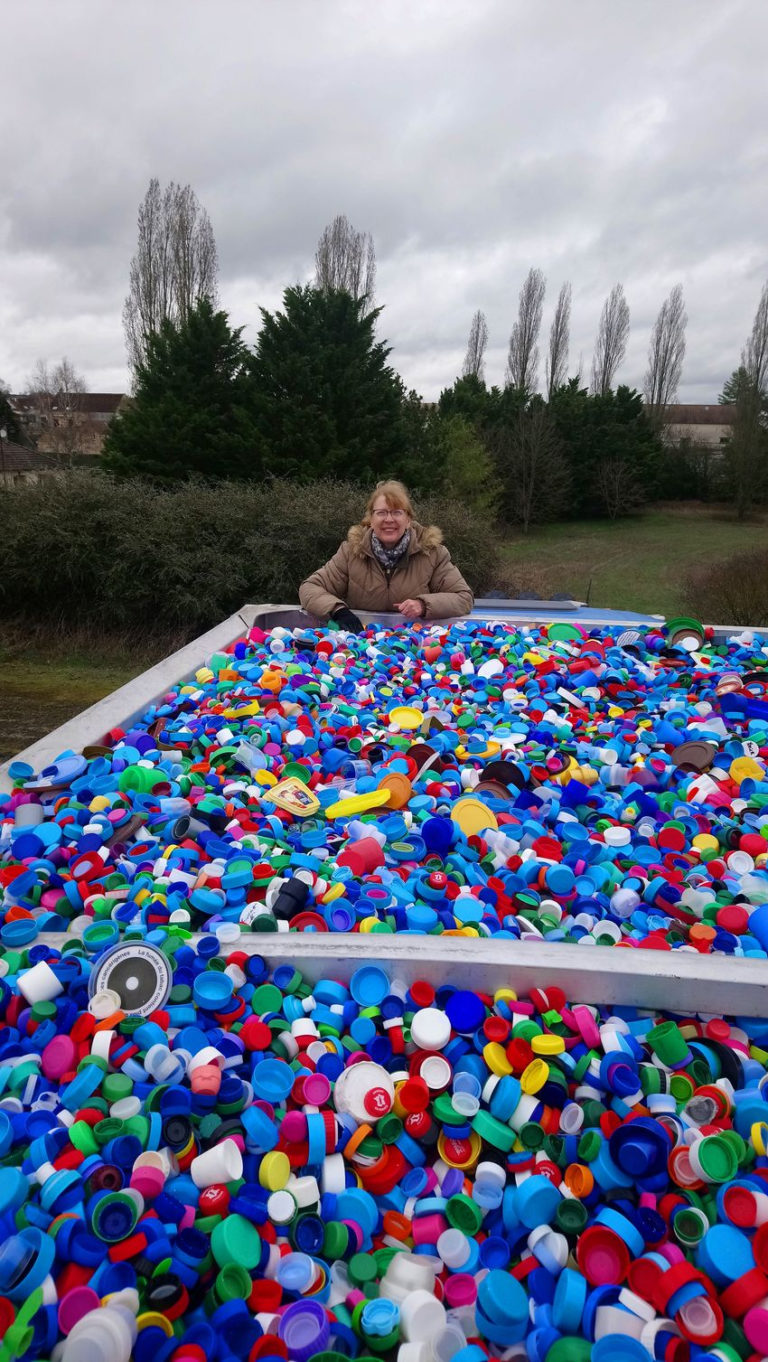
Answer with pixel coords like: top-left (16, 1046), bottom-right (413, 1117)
top-left (130, 1166), bottom-right (165, 1199)
top-left (58, 1286), bottom-right (101, 1335)
top-left (302, 1073), bottom-right (331, 1106)
top-left (744, 1303), bottom-right (768, 1354)
top-left (41, 1034), bottom-right (77, 1081)
top-left (443, 1274), bottom-right (477, 1308)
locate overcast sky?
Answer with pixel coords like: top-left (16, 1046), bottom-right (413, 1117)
top-left (1, 1), bottom-right (766, 403)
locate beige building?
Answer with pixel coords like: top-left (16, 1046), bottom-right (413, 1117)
top-left (662, 404), bottom-right (736, 448)
top-left (10, 392), bottom-right (128, 456)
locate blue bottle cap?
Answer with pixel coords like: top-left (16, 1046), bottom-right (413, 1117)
top-left (350, 966), bottom-right (389, 1008)
top-left (251, 1058), bottom-right (296, 1103)
top-left (591, 1338), bottom-right (653, 1362)
top-left (445, 989), bottom-right (487, 1033)
top-left (552, 1266), bottom-right (588, 1332)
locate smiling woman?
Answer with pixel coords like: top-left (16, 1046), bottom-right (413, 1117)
top-left (298, 479), bottom-right (474, 630)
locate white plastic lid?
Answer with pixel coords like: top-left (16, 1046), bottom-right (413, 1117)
top-left (436, 1228), bottom-right (470, 1269)
top-left (400, 1290), bottom-right (447, 1343)
top-left (410, 1007), bottom-right (452, 1051)
top-left (333, 1061), bottom-right (395, 1123)
top-left (268, 1189), bottom-right (298, 1224)
top-left (420, 1056), bottom-right (452, 1091)
top-left (430, 1324), bottom-right (467, 1362)
top-left (89, 988), bottom-right (122, 1019)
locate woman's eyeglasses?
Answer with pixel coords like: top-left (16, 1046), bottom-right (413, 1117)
top-left (372, 509), bottom-right (406, 520)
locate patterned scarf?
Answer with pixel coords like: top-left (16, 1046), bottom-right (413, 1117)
top-left (370, 528), bottom-right (411, 572)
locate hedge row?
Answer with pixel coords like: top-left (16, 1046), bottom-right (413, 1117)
top-left (684, 547), bottom-right (768, 627)
top-left (0, 473), bottom-right (500, 634)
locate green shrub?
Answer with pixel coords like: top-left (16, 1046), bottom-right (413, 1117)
top-left (0, 472), bottom-right (499, 634)
top-left (683, 547), bottom-right (768, 625)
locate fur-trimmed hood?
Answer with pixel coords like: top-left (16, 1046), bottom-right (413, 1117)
top-left (346, 520), bottom-right (444, 557)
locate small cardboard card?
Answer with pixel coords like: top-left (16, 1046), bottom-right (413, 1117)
top-left (263, 777), bottom-right (320, 817)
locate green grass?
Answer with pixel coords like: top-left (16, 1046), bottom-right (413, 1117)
top-left (0, 625), bottom-right (182, 762)
top-left (498, 505), bottom-right (768, 616)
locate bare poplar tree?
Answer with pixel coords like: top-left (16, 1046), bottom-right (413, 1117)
top-left (644, 284), bottom-right (687, 420)
top-left (591, 283), bottom-right (630, 397)
top-left (314, 214), bottom-right (376, 315)
top-left (462, 310), bottom-right (489, 380)
top-left (506, 268), bottom-right (546, 392)
top-left (123, 178), bottom-right (219, 378)
top-left (25, 356), bottom-right (88, 461)
top-left (743, 279), bottom-right (768, 395)
top-left (545, 282), bottom-right (572, 397)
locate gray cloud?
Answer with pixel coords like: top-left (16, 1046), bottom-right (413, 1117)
top-left (0, 0), bottom-right (766, 400)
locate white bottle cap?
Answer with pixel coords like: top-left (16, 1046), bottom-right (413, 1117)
top-left (410, 1008), bottom-right (451, 1051)
top-left (190, 1138), bottom-right (243, 1188)
top-left (430, 1324), bottom-right (467, 1362)
top-left (288, 1175), bottom-right (320, 1208)
top-left (18, 960), bottom-right (63, 1005)
top-left (321, 1154), bottom-right (346, 1194)
top-left (268, 1189), bottom-right (298, 1225)
top-left (333, 1062), bottom-right (395, 1123)
top-left (400, 1290), bottom-right (446, 1343)
top-left (89, 988), bottom-right (122, 1019)
top-left (437, 1228), bottom-right (470, 1269)
top-left (397, 1345), bottom-right (429, 1362)
top-left (420, 1056), bottom-right (452, 1090)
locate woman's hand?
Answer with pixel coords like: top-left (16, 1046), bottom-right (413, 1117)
top-left (396, 599), bottom-right (425, 621)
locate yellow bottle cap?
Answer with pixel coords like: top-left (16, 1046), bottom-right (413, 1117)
top-left (388, 706), bottom-right (424, 730)
top-left (532, 1034), bottom-right (565, 1056)
top-left (259, 1150), bottom-right (291, 1191)
top-left (451, 797), bottom-right (498, 837)
top-left (521, 1058), bottom-right (549, 1094)
top-left (483, 1042), bottom-right (513, 1077)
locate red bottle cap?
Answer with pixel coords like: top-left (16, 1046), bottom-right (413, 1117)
top-left (576, 1226), bottom-right (630, 1286)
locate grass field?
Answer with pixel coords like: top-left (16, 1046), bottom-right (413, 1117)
top-left (499, 505), bottom-right (768, 616)
top-left (2, 504), bottom-right (766, 761)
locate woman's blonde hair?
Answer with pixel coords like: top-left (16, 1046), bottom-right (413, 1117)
top-left (363, 479), bottom-right (414, 526)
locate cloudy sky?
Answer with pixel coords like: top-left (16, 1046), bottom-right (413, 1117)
top-left (1, 1), bottom-right (766, 402)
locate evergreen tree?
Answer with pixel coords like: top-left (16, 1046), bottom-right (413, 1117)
top-left (0, 383), bottom-right (25, 445)
top-left (103, 299), bottom-right (263, 481)
top-left (548, 381), bottom-right (662, 517)
top-left (250, 286), bottom-right (425, 486)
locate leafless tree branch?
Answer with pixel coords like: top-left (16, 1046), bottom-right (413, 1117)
top-left (314, 214), bottom-right (376, 315)
top-left (643, 284), bottom-right (687, 422)
top-left (506, 267), bottom-right (546, 392)
top-left (462, 310), bottom-right (489, 380)
top-left (545, 282), bottom-right (572, 397)
top-left (123, 178), bottom-right (219, 380)
top-left (743, 278), bottom-right (768, 395)
top-left (25, 356), bottom-right (89, 462)
top-left (591, 283), bottom-right (630, 396)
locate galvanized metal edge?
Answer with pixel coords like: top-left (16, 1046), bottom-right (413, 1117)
top-left (30, 933), bottom-right (768, 1018)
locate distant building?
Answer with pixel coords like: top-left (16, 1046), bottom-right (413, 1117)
top-left (0, 437), bottom-right (60, 488)
top-left (661, 404), bottom-right (736, 449)
top-left (10, 392), bottom-right (128, 456)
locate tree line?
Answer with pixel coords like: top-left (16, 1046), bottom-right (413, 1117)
top-left (5, 176), bottom-right (767, 525)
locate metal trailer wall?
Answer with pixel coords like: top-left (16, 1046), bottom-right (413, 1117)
top-left (3, 603), bottom-right (768, 1018)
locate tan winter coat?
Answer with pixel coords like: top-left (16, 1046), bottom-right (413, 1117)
top-left (299, 522), bottom-right (474, 620)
